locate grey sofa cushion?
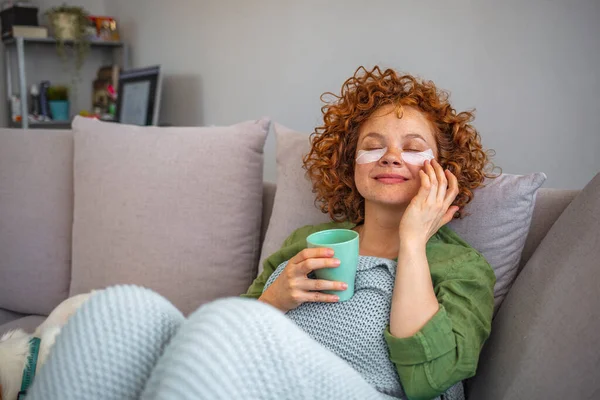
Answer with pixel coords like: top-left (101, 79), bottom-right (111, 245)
top-left (0, 307), bottom-right (25, 326)
top-left (261, 123), bottom-right (545, 313)
top-left (0, 315), bottom-right (46, 335)
top-left (467, 172), bottom-right (600, 400)
top-left (69, 117), bottom-right (269, 315)
top-left (0, 129), bottom-right (72, 315)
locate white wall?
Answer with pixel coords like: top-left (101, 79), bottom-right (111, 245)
top-left (106, 0), bottom-right (599, 188)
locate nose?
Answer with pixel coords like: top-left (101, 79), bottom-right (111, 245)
top-left (378, 148), bottom-right (403, 167)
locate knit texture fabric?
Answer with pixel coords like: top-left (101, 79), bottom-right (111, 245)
top-left (264, 256), bottom-right (464, 400)
top-left (142, 296), bottom-right (398, 400)
top-left (27, 283), bottom-right (463, 400)
top-left (28, 285), bottom-right (184, 400)
top-left (27, 286), bottom-right (395, 400)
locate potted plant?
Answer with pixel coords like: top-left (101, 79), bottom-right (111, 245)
top-left (45, 4), bottom-right (91, 73)
top-left (47, 85), bottom-right (70, 121)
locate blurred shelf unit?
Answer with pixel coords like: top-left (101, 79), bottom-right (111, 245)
top-left (2, 36), bottom-right (128, 129)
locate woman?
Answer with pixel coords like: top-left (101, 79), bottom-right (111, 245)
top-left (241, 66), bottom-right (498, 399)
top-left (27, 67), bottom-right (497, 400)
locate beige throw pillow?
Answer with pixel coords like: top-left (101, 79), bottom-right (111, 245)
top-left (70, 117), bottom-right (269, 315)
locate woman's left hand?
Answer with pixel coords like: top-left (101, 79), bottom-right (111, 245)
top-left (399, 159), bottom-right (460, 245)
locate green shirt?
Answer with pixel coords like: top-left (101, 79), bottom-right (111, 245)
top-left (241, 222), bottom-right (495, 400)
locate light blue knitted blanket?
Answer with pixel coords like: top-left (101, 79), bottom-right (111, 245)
top-left (264, 256), bottom-right (464, 400)
top-left (25, 266), bottom-right (464, 399)
top-left (30, 285), bottom-right (430, 400)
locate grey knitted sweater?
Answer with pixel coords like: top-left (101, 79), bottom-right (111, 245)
top-left (264, 256), bottom-right (464, 400)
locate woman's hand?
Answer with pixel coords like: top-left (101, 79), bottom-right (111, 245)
top-left (259, 248), bottom-right (347, 313)
top-left (399, 159), bottom-right (460, 245)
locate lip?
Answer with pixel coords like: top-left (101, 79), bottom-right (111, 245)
top-left (374, 173), bottom-right (409, 184)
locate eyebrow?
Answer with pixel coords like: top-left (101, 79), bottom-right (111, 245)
top-left (361, 132), bottom-right (429, 143)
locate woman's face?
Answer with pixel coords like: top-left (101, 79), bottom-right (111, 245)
top-left (354, 104), bottom-right (438, 208)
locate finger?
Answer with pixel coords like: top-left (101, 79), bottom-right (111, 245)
top-left (424, 160), bottom-right (438, 204)
top-left (291, 247), bottom-right (334, 266)
top-left (441, 205), bottom-right (460, 226)
top-left (298, 257), bottom-right (340, 275)
top-left (305, 291), bottom-right (340, 303)
top-left (300, 279), bottom-right (348, 292)
top-left (442, 169), bottom-right (459, 209)
top-left (417, 169), bottom-right (431, 200)
top-left (431, 159), bottom-right (448, 203)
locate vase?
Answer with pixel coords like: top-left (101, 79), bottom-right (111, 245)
top-left (49, 100), bottom-right (70, 121)
top-left (50, 13), bottom-right (78, 40)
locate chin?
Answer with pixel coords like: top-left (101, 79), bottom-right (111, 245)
top-left (0, 291), bottom-right (98, 400)
top-left (363, 191), bottom-right (413, 207)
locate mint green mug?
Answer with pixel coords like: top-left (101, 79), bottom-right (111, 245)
top-left (306, 229), bottom-right (359, 302)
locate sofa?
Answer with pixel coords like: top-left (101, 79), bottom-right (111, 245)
top-left (0, 117), bottom-right (598, 400)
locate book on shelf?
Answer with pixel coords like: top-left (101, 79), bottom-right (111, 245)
top-left (2, 24), bottom-right (47, 40)
top-left (39, 80), bottom-right (50, 119)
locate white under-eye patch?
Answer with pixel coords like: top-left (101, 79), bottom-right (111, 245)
top-left (356, 147), bottom-right (435, 166)
top-left (356, 147), bottom-right (388, 164)
top-left (401, 149), bottom-right (435, 166)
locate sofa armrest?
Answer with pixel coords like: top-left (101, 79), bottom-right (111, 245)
top-left (467, 173), bottom-right (600, 400)
top-left (518, 188), bottom-right (579, 273)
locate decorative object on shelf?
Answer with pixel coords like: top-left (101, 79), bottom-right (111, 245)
top-left (29, 83), bottom-right (40, 116)
top-left (92, 64), bottom-right (119, 118)
top-left (26, 82), bottom-right (51, 123)
top-left (10, 93), bottom-right (21, 122)
top-left (0, 1), bottom-right (39, 39)
top-left (44, 4), bottom-right (91, 73)
top-left (47, 85), bottom-right (69, 121)
top-left (39, 80), bottom-right (51, 120)
top-left (88, 15), bottom-right (119, 41)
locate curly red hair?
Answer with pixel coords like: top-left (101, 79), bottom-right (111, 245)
top-left (302, 66), bottom-right (500, 223)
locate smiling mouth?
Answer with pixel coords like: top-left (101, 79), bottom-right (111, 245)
top-left (375, 177), bottom-right (408, 184)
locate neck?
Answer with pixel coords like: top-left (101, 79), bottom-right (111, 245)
top-left (358, 202), bottom-right (405, 258)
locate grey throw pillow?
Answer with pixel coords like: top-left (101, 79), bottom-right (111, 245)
top-left (261, 123), bottom-right (546, 313)
top-left (467, 172), bottom-right (600, 399)
top-left (448, 173), bottom-right (547, 310)
top-left (70, 117), bottom-right (269, 315)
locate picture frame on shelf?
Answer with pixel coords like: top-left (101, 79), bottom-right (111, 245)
top-left (115, 65), bottom-right (161, 126)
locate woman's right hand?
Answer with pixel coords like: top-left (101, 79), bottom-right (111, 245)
top-left (259, 247), bottom-right (348, 313)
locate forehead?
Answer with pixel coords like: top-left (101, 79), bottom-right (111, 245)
top-left (358, 105), bottom-right (437, 146)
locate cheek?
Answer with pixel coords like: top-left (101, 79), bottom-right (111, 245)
top-left (354, 165), bottom-right (369, 192)
top-left (407, 165), bottom-right (423, 182)
top-left (407, 166), bottom-right (425, 194)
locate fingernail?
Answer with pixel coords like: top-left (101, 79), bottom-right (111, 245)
top-left (326, 249), bottom-right (334, 256)
top-left (342, 283), bottom-right (348, 289)
top-left (333, 259), bottom-right (341, 266)
top-left (334, 296), bottom-right (340, 302)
